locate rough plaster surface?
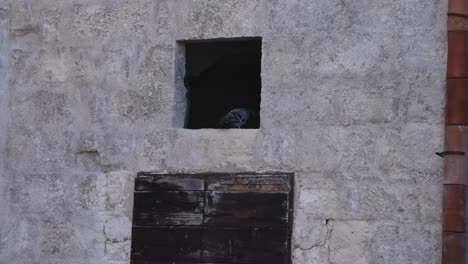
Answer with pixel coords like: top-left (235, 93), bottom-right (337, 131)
top-left (0, 0), bottom-right (446, 263)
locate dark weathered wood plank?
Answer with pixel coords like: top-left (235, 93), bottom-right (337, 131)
top-left (204, 192), bottom-right (289, 227)
top-left (206, 174), bottom-right (291, 192)
top-left (135, 175), bottom-right (204, 191)
top-left (131, 262), bottom-right (230, 264)
top-left (201, 227), bottom-right (289, 264)
top-left (131, 227), bottom-right (203, 262)
top-left (133, 191), bottom-right (204, 226)
top-left (131, 227), bottom-right (288, 264)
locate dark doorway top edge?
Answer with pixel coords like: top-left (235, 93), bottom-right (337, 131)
top-left (178, 36), bottom-right (262, 44)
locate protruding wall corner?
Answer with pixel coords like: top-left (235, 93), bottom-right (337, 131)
top-left (443, 1), bottom-right (468, 263)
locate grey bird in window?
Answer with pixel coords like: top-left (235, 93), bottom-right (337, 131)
top-left (217, 108), bottom-right (253, 128)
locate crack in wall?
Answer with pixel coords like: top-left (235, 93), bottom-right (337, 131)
top-left (327, 220), bottom-right (333, 264)
top-left (295, 218), bottom-right (333, 251)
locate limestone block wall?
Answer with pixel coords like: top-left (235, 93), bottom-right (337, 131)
top-left (0, 0), bottom-right (446, 263)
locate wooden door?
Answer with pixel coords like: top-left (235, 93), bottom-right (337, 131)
top-left (131, 173), bottom-right (293, 264)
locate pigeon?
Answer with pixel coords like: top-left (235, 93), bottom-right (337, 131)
top-left (216, 108), bottom-right (254, 128)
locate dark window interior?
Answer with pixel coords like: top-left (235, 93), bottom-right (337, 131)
top-left (184, 38), bottom-right (262, 129)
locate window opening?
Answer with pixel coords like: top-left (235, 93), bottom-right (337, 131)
top-left (181, 38), bottom-right (262, 129)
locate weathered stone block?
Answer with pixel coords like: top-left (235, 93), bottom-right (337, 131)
top-left (105, 171), bottom-right (135, 218)
top-left (12, 90), bottom-right (69, 127)
top-left (256, 128), bottom-right (297, 170)
top-left (378, 124), bottom-right (443, 179)
top-left (140, 130), bottom-right (173, 170)
top-left (369, 223), bottom-right (441, 264)
top-left (330, 221), bottom-right (373, 264)
top-left (99, 131), bottom-right (139, 170)
top-left (292, 247), bottom-right (329, 264)
top-left (296, 127), bottom-right (343, 172)
top-left (113, 87), bottom-right (164, 124)
top-left (298, 188), bottom-right (339, 219)
top-left (105, 240), bottom-right (130, 261)
top-left (6, 126), bottom-right (68, 174)
top-left (20, 174), bottom-right (66, 214)
top-left (104, 216), bottom-right (131, 243)
top-left (292, 213), bottom-right (329, 250)
top-left (98, 48), bottom-right (131, 86)
top-left (70, 172), bottom-right (105, 212)
top-left (336, 125), bottom-right (386, 181)
top-left (70, 1), bottom-right (151, 43)
top-left (169, 129), bottom-right (258, 172)
top-left (340, 180), bottom-right (423, 222)
top-left (103, 216), bottom-right (132, 261)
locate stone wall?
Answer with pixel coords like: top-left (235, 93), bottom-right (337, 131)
top-left (0, 0), bottom-right (446, 263)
